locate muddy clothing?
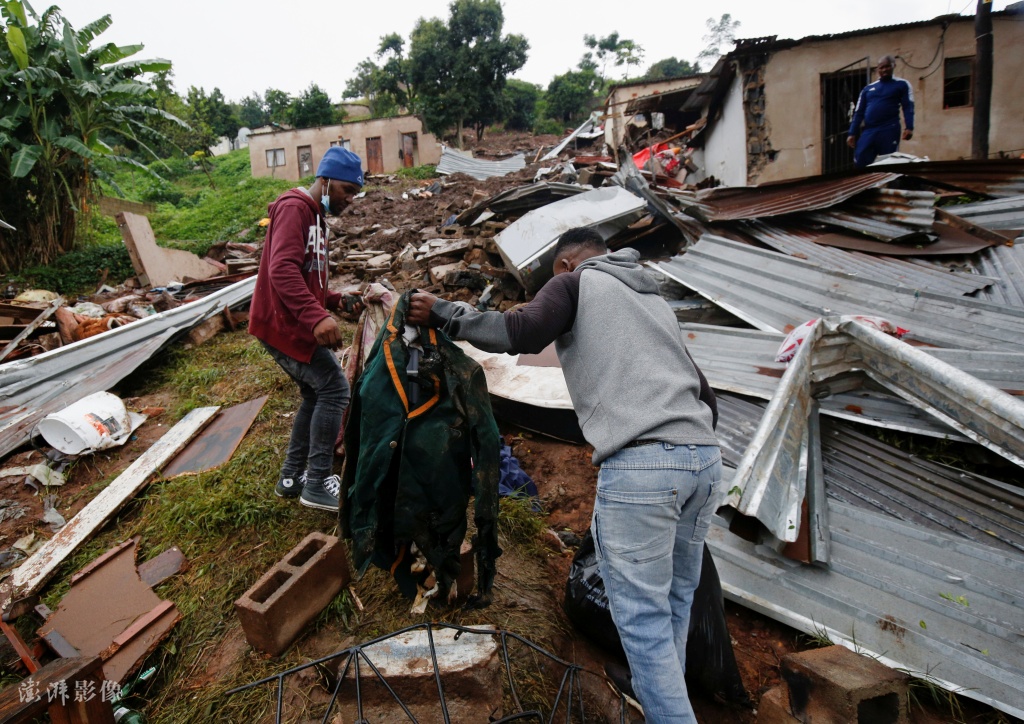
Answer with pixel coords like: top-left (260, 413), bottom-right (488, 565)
top-left (428, 248), bottom-right (718, 463)
top-left (250, 188), bottom-right (342, 363)
top-left (341, 293), bottom-right (501, 600)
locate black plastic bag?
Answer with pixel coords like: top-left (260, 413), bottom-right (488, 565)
top-left (564, 529), bottom-right (750, 706)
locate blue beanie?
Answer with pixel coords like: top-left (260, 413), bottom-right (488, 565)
top-left (316, 146), bottom-right (364, 187)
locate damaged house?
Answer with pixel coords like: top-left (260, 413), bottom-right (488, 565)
top-left (247, 115), bottom-right (441, 181)
top-left (682, 5), bottom-right (1024, 185)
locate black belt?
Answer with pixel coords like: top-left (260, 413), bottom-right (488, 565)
top-left (624, 439), bottom-right (661, 448)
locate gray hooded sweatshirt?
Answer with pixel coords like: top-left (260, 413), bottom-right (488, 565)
top-left (429, 248), bottom-right (717, 463)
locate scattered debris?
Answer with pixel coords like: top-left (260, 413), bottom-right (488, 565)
top-left (37, 538), bottom-right (182, 684)
top-left (0, 406), bottom-right (219, 618)
top-left (117, 212), bottom-right (221, 288)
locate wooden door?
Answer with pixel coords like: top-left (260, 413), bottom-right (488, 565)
top-left (401, 133), bottom-right (417, 168)
top-left (366, 137), bottom-right (384, 175)
top-left (297, 145), bottom-right (313, 177)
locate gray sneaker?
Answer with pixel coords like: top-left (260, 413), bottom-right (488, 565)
top-left (300, 474), bottom-right (340, 511)
top-left (275, 470), bottom-right (306, 499)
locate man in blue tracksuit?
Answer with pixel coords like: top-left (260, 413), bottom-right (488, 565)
top-left (847, 55), bottom-right (915, 167)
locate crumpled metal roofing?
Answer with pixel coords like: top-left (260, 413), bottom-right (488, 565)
top-left (962, 241), bottom-right (1024, 308)
top-left (740, 221), bottom-right (991, 296)
top-left (718, 318), bottom-right (1024, 543)
top-left (0, 276), bottom-right (256, 459)
top-left (686, 172), bottom-right (898, 222)
top-left (868, 159), bottom-right (1024, 198)
top-left (707, 502), bottom-right (1024, 719)
top-left (541, 115), bottom-right (600, 162)
top-left (455, 182), bottom-right (585, 226)
top-left (656, 235), bottom-right (1024, 351)
top-left (715, 392), bottom-right (1024, 554)
top-left (945, 195), bottom-right (1024, 230)
top-left (678, 322), bottom-right (1024, 439)
top-left (436, 147), bottom-right (525, 180)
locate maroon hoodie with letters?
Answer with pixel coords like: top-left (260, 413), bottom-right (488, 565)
top-left (249, 188), bottom-right (342, 363)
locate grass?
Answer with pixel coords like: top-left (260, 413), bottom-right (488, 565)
top-left (15, 149), bottom-right (294, 295)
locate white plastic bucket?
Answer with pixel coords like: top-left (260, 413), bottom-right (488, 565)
top-left (38, 392), bottom-right (134, 455)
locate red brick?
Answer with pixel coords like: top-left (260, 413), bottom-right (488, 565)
top-left (235, 533), bottom-right (350, 656)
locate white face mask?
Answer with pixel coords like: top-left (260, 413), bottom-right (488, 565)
top-left (321, 179), bottom-right (332, 215)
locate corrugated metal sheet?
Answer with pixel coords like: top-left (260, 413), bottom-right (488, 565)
top-left (455, 182), bottom-right (585, 226)
top-left (655, 235), bottom-right (1024, 351)
top-left (837, 188), bottom-right (937, 228)
top-left (679, 322), bottom-right (967, 439)
top-left (688, 173), bottom-right (898, 222)
top-left (541, 115), bottom-right (599, 162)
top-left (742, 221), bottom-right (991, 296)
top-left (716, 317), bottom-right (1024, 542)
top-left (0, 276), bottom-right (256, 459)
top-left (707, 502), bottom-right (1024, 720)
top-left (802, 209), bottom-right (934, 242)
top-left (436, 147), bottom-right (526, 180)
top-left (877, 159), bottom-right (1024, 198)
top-left (715, 391), bottom-right (1024, 553)
top-left (964, 242), bottom-right (1024, 308)
top-left (821, 420), bottom-right (1024, 555)
top-left (946, 195), bottom-right (1024, 230)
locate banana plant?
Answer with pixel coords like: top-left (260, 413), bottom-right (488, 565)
top-left (0, 0), bottom-right (184, 271)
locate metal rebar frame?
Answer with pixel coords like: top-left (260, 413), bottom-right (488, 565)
top-left (225, 621), bottom-right (631, 724)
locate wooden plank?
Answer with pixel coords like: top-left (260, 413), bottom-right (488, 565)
top-left (0, 407), bottom-right (219, 611)
top-left (0, 656), bottom-right (114, 723)
top-left (116, 212), bottom-right (220, 287)
top-left (159, 396), bottom-right (267, 479)
top-left (0, 296), bottom-right (63, 362)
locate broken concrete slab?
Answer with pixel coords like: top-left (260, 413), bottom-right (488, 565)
top-left (334, 625), bottom-right (502, 722)
top-left (116, 212), bottom-right (221, 288)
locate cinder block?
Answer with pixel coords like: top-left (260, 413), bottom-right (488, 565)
top-left (235, 532), bottom-right (350, 656)
top-left (781, 646), bottom-right (909, 724)
top-left (757, 685), bottom-right (800, 724)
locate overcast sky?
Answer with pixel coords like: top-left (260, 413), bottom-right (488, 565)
top-left (54, 0), bottom-right (1011, 102)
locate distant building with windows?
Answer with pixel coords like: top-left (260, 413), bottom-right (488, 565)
top-left (247, 115), bottom-right (441, 181)
top-left (680, 6), bottom-right (1023, 185)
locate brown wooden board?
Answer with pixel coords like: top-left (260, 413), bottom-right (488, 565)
top-left (813, 222), bottom-right (997, 256)
top-left (158, 396), bottom-right (268, 479)
top-left (37, 540), bottom-right (180, 685)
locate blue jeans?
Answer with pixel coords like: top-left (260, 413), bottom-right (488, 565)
top-left (262, 342), bottom-right (349, 482)
top-left (592, 442), bottom-right (722, 723)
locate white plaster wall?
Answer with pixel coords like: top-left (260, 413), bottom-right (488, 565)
top-left (702, 74), bottom-right (749, 187)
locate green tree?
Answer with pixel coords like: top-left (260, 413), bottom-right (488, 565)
top-left (698, 14), bottom-right (741, 64)
top-left (187, 86), bottom-right (240, 140)
top-left (499, 79), bottom-right (540, 131)
top-left (0, 1), bottom-right (181, 270)
top-left (263, 88), bottom-right (292, 125)
top-left (343, 56), bottom-right (401, 117)
top-left (583, 32), bottom-right (644, 85)
top-left (410, 0), bottom-right (528, 147)
top-left (643, 57), bottom-right (701, 80)
top-left (239, 92), bottom-right (267, 128)
top-left (544, 67), bottom-right (600, 123)
top-left (287, 83), bottom-right (338, 128)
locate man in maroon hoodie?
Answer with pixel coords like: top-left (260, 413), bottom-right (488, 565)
top-left (250, 146), bottom-right (364, 510)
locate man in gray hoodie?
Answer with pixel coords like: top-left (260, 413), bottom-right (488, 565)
top-left (408, 227), bottom-right (721, 723)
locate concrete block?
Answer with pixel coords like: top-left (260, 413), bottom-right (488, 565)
top-left (235, 532), bottom-right (350, 656)
top-left (781, 646), bottom-right (909, 724)
top-left (335, 625), bottom-right (502, 721)
top-left (757, 685), bottom-right (800, 724)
